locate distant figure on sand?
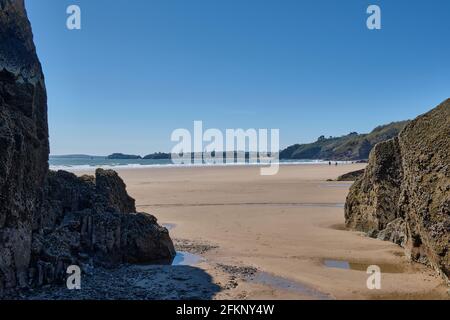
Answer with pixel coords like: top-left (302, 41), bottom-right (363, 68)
top-left (335, 162), bottom-right (338, 166)
top-left (329, 161), bottom-right (331, 166)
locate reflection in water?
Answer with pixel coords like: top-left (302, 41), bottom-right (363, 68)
top-left (323, 259), bottom-right (406, 273)
top-left (324, 260), bottom-right (351, 269)
top-left (162, 223), bottom-right (176, 230)
top-left (172, 251), bottom-right (203, 266)
top-left (250, 272), bottom-right (332, 300)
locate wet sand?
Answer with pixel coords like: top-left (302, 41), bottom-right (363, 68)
top-left (74, 164), bottom-right (448, 300)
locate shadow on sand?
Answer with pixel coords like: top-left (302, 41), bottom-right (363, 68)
top-left (12, 264), bottom-right (221, 300)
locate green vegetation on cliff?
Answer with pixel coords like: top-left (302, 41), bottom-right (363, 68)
top-left (107, 153), bottom-right (142, 159)
top-left (280, 121), bottom-right (409, 161)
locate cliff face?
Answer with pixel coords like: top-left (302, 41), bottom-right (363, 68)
top-left (345, 100), bottom-right (450, 281)
top-left (0, 0), bottom-right (174, 295)
top-left (0, 0), bottom-right (49, 290)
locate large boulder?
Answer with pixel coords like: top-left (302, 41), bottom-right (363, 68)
top-left (0, 0), bottom-right (175, 295)
top-left (345, 100), bottom-right (450, 281)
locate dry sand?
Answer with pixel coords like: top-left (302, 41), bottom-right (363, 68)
top-left (75, 164), bottom-right (449, 300)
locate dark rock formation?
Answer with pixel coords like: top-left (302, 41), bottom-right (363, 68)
top-left (107, 153), bottom-right (142, 159)
top-left (143, 152), bottom-right (171, 160)
top-left (30, 169), bottom-right (174, 287)
top-left (345, 100), bottom-right (450, 282)
top-left (0, 0), bottom-right (49, 291)
top-left (0, 0), bottom-right (175, 295)
top-left (336, 169), bottom-right (365, 181)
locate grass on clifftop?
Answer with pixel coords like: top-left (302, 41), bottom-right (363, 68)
top-left (280, 121), bottom-right (409, 161)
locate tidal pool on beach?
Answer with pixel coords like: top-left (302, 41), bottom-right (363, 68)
top-left (172, 251), bottom-right (203, 266)
top-left (250, 272), bottom-right (333, 300)
top-left (323, 259), bottom-right (407, 273)
top-left (162, 223), bottom-right (176, 230)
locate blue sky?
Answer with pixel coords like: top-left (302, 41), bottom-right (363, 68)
top-left (25, 0), bottom-right (450, 155)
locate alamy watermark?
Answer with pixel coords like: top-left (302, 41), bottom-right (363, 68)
top-left (171, 121), bottom-right (280, 175)
top-left (66, 265), bottom-right (81, 290)
top-left (67, 5), bottom-right (81, 30)
top-left (366, 265), bottom-right (381, 290)
top-left (65, 4), bottom-right (381, 31)
top-left (367, 5), bottom-right (381, 30)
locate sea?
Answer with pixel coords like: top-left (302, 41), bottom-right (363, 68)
top-left (49, 155), bottom-right (348, 171)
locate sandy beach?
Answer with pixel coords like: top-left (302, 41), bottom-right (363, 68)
top-left (74, 164), bottom-right (448, 300)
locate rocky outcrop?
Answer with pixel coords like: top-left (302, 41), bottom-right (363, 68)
top-left (280, 121), bottom-right (408, 161)
top-left (345, 100), bottom-right (450, 281)
top-left (0, 0), bottom-right (175, 295)
top-left (107, 153), bottom-right (142, 160)
top-left (30, 169), bottom-right (174, 287)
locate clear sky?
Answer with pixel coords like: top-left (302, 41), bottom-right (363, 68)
top-left (25, 0), bottom-right (450, 156)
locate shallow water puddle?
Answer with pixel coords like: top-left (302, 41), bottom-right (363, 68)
top-left (162, 223), bottom-right (176, 230)
top-left (324, 260), bottom-right (351, 269)
top-left (323, 259), bottom-right (406, 273)
top-left (250, 272), bottom-right (332, 300)
top-left (172, 251), bottom-right (203, 266)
